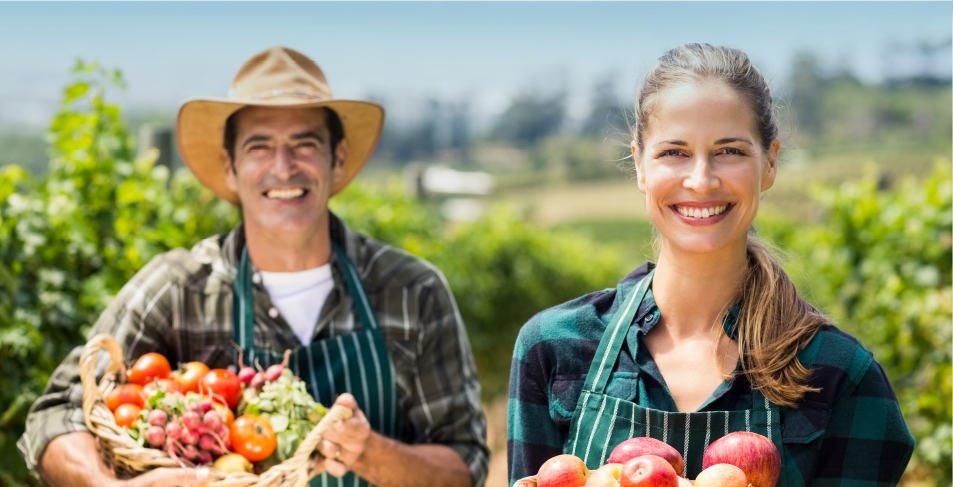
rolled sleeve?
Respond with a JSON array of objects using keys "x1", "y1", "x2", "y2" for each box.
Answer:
[{"x1": 17, "y1": 254, "x2": 180, "y2": 477}]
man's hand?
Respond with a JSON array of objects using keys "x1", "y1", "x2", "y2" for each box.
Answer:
[
  {"x1": 312, "y1": 393, "x2": 472, "y2": 487},
  {"x1": 38, "y1": 431, "x2": 220, "y2": 487},
  {"x1": 318, "y1": 393, "x2": 371, "y2": 477}
]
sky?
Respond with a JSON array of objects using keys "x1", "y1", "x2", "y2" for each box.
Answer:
[{"x1": 0, "y1": 2, "x2": 950, "y2": 128}]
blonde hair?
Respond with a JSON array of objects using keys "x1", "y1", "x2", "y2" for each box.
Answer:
[{"x1": 634, "y1": 44, "x2": 832, "y2": 407}]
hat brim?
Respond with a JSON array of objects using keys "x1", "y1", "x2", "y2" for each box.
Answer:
[{"x1": 176, "y1": 97, "x2": 384, "y2": 206}]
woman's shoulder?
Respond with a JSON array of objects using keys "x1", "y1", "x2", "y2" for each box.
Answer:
[
  {"x1": 794, "y1": 325, "x2": 883, "y2": 408},
  {"x1": 515, "y1": 263, "x2": 655, "y2": 350}
]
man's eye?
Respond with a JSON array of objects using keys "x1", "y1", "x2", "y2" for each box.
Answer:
[{"x1": 248, "y1": 145, "x2": 269, "y2": 152}]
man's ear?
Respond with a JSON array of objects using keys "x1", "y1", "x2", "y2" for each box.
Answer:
[
  {"x1": 332, "y1": 139, "x2": 349, "y2": 183},
  {"x1": 761, "y1": 139, "x2": 780, "y2": 192},
  {"x1": 632, "y1": 143, "x2": 647, "y2": 194},
  {"x1": 223, "y1": 149, "x2": 238, "y2": 193}
]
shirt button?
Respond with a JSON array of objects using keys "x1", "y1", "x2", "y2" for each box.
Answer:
[
  {"x1": 253, "y1": 273, "x2": 262, "y2": 284},
  {"x1": 268, "y1": 307, "x2": 279, "y2": 319}
]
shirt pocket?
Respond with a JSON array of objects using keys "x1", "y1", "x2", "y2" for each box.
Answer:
[
  {"x1": 551, "y1": 374, "x2": 586, "y2": 428},
  {"x1": 781, "y1": 399, "x2": 829, "y2": 444},
  {"x1": 550, "y1": 372, "x2": 641, "y2": 428}
]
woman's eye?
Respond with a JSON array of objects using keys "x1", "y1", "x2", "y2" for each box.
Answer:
[
  {"x1": 659, "y1": 149, "x2": 682, "y2": 157},
  {"x1": 719, "y1": 147, "x2": 746, "y2": 156}
]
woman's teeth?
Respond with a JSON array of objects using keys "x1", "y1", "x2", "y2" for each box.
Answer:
[
  {"x1": 266, "y1": 188, "x2": 305, "y2": 200},
  {"x1": 676, "y1": 204, "x2": 728, "y2": 218}
]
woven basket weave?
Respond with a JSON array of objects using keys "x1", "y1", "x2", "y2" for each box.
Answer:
[
  {"x1": 80, "y1": 333, "x2": 352, "y2": 487},
  {"x1": 514, "y1": 476, "x2": 537, "y2": 487}
]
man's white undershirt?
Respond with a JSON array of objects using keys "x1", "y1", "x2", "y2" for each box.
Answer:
[{"x1": 258, "y1": 264, "x2": 333, "y2": 346}]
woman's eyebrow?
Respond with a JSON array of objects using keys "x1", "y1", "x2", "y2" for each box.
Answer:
[
  {"x1": 714, "y1": 137, "x2": 753, "y2": 145},
  {"x1": 654, "y1": 140, "x2": 688, "y2": 147}
]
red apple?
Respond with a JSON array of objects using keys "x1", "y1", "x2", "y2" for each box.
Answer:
[
  {"x1": 702, "y1": 432, "x2": 780, "y2": 487},
  {"x1": 538, "y1": 454, "x2": 591, "y2": 487},
  {"x1": 694, "y1": 464, "x2": 748, "y2": 487},
  {"x1": 609, "y1": 438, "x2": 685, "y2": 476},
  {"x1": 620, "y1": 455, "x2": 678, "y2": 487},
  {"x1": 586, "y1": 463, "x2": 623, "y2": 487}
]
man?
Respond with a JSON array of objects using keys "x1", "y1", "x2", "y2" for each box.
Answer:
[{"x1": 18, "y1": 46, "x2": 488, "y2": 487}]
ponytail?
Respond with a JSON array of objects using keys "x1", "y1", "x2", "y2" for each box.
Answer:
[{"x1": 731, "y1": 239, "x2": 833, "y2": 407}]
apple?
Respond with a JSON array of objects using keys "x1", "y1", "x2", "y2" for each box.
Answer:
[
  {"x1": 586, "y1": 463, "x2": 623, "y2": 487},
  {"x1": 620, "y1": 455, "x2": 678, "y2": 487},
  {"x1": 609, "y1": 437, "x2": 685, "y2": 476},
  {"x1": 702, "y1": 432, "x2": 780, "y2": 487},
  {"x1": 694, "y1": 464, "x2": 748, "y2": 487},
  {"x1": 538, "y1": 454, "x2": 591, "y2": 487},
  {"x1": 677, "y1": 478, "x2": 694, "y2": 487}
]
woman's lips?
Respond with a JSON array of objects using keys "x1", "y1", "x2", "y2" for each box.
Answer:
[{"x1": 670, "y1": 203, "x2": 734, "y2": 226}]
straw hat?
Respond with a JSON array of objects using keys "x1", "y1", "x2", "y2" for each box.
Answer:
[{"x1": 176, "y1": 46, "x2": 385, "y2": 205}]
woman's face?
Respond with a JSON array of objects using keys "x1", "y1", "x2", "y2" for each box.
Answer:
[{"x1": 634, "y1": 80, "x2": 779, "y2": 257}]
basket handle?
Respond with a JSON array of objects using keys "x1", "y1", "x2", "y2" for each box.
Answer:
[
  {"x1": 248, "y1": 404, "x2": 353, "y2": 487},
  {"x1": 79, "y1": 334, "x2": 127, "y2": 434}
]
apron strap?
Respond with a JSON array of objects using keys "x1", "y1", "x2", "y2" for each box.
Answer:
[
  {"x1": 583, "y1": 269, "x2": 655, "y2": 394},
  {"x1": 331, "y1": 241, "x2": 381, "y2": 331},
  {"x1": 232, "y1": 239, "x2": 383, "y2": 350}
]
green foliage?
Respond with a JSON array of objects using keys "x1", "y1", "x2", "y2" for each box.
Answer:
[
  {"x1": 0, "y1": 62, "x2": 239, "y2": 486},
  {"x1": 333, "y1": 185, "x2": 625, "y2": 397},
  {"x1": 760, "y1": 162, "x2": 952, "y2": 486}
]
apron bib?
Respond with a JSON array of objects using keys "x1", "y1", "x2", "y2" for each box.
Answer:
[
  {"x1": 234, "y1": 241, "x2": 402, "y2": 487},
  {"x1": 566, "y1": 270, "x2": 787, "y2": 485}
]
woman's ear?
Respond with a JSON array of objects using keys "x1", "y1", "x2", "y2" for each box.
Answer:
[
  {"x1": 761, "y1": 139, "x2": 780, "y2": 192},
  {"x1": 633, "y1": 143, "x2": 647, "y2": 194}
]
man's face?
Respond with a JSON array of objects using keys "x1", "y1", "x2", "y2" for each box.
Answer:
[{"x1": 224, "y1": 106, "x2": 348, "y2": 241}]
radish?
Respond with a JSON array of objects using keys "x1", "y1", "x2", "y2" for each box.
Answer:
[
  {"x1": 183, "y1": 444, "x2": 199, "y2": 460},
  {"x1": 250, "y1": 373, "x2": 265, "y2": 390},
  {"x1": 165, "y1": 422, "x2": 182, "y2": 440},
  {"x1": 196, "y1": 450, "x2": 212, "y2": 465},
  {"x1": 203, "y1": 411, "x2": 222, "y2": 430},
  {"x1": 180, "y1": 428, "x2": 199, "y2": 445},
  {"x1": 148, "y1": 409, "x2": 168, "y2": 426},
  {"x1": 145, "y1": 426, "x2": 165, "y2": 447},
  {"x1": 264, "y1": 364, "x2": 284, "y2": 382},
  {"x1": 182, "y1": 411, "x2": 201, "y2": 430},
  {"x1": 200, "y1": 398, "x2": 214, "y2": 412},
  {"x1": 238, "y1": 366, "x2": 256, "y2": 383},
  {"x1": 199, "y1": 434, "x2": 217, "y2": 451}
]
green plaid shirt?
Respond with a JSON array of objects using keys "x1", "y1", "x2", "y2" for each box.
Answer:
[
  {"x1": 19, "y1": 214, "x2": 489, "y2": 486},
  {"x1": 508, "y1": 263, "x2": 914, "y2": 487}
]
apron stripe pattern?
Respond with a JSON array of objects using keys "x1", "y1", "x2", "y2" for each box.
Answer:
[
  {"x1": 234, "y1": 240, "x2": 402, "y2": 487},
  {"x1": 565, "y1": 269, "x2": 787, "y2": 483}
]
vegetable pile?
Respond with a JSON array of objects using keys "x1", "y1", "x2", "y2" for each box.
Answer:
[{"x1": 106, "y1": 350, "x2": 328, "y2": 474}]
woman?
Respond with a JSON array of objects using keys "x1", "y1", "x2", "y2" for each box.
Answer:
[{"x1": 507, "y1": 44, "x2": 914, "y2": 487}]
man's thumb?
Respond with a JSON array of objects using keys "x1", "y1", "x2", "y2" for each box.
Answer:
[
  {"x1": 334, "y1": 393, "x2": 358, "y2": 410},
  {"x1": 133, "y1": 467, "x2": 215, "y2": 487}
]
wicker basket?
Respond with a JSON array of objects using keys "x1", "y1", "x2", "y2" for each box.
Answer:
[
  {"x1": 514, "y1": 476, "x2": 537, "y2": 487},
  {"x1": 80, "y1": 333, "x2": 352, "y2": 487}
]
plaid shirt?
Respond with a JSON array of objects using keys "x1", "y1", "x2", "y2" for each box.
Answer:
[
  {"x1": 508, "y1": 263, "x2": 915, "y2": 487},
  {"x1": 19, "y1": 213, "x2": 489, "y2": 486}
]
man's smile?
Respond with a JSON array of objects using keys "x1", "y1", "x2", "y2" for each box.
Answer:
[{"x1": 263, "y1": 187, "x2": 309, "y2": 200}]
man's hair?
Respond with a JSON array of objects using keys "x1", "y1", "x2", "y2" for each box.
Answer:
[{"x1": 223, "y1": 107, "x2": 345, "y2": 171}]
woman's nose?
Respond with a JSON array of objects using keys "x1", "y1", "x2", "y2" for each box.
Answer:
[{"x1": 683, "y1": 156, "x2": 720, "y2": 193}]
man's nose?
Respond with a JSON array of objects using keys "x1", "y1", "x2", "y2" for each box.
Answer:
[
  {"x1": 272, "y1": 144, "x2": 296, "y2": 180},
  {"x1": 683, "y1": 156, "x2": 720, "y2": 193}
]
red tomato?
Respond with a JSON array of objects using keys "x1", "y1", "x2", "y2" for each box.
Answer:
[
  {"x1": 105, "y1": 384, "x2": 145, "y2": 412},
  {"x1": 113, "y1": 403, "x2": 142, "y2": 429},
  {"x1": 230, "y1": 415, "x2": 276, "y2": 462},
  {"x1": 142, "y1": 378, "x2": 186, "y2": 397},
  {"x1": 128, "y1": 353, "x2": 171, "y2": 386},
  {"x1": 200, "y1": 369, "x2": 242, "y2": 409},
  {"x1": 173, "y1": 362, "x2": 210, "y2": 393}
]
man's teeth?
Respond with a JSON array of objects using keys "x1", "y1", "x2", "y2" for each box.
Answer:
[
  {"x1": 266, "y1": 188, "x2": 305, "y2": 200},
  {"x1": 676, "y1": 204, "x2": 728, "y2": 218}
]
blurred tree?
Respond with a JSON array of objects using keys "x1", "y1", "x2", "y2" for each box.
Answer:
[
  {"x1": 788, "y1": 52, "x2": 825, "y2": 139},
  {"x1": 580, "y1": 74, "x2": 625, "y2": 138},
  {"x1": 490, "y1": 91, "x2": 566, "y2": 147}
]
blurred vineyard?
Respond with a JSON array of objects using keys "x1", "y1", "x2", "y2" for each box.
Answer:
[{"x1": 0, "y1": 56, "x2": 950, "y2": 487}]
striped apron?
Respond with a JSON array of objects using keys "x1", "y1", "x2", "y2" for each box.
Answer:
[
  {"x1": 233, "y1": 241, "x2": 401, "y2": 487},
  {"x1": 566, "y1": 269, "x2": 787, "y2": 484}
]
